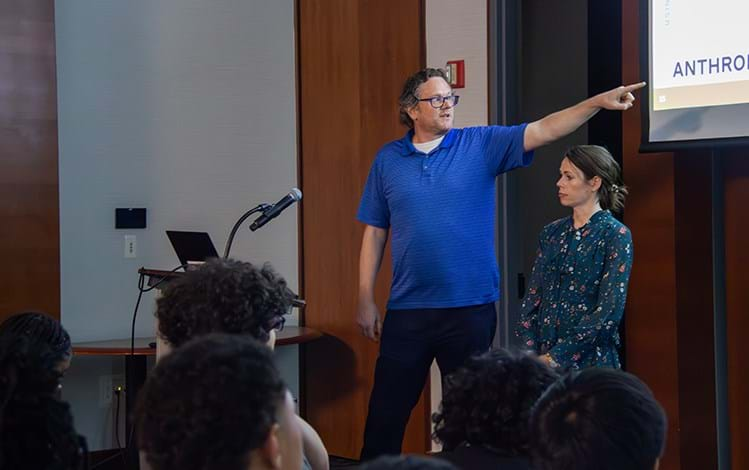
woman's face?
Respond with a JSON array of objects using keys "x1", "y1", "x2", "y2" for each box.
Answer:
[{"x1": 556, "y1": 157, "x2": 600, "y2": 209}]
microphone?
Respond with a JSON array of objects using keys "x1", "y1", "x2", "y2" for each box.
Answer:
[{"x1": 250, "y1": 188, "x2": 302, "y2": 231}]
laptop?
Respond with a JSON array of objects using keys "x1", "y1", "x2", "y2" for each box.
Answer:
[{"x1": 166, "y1": 230, "x2": 220, "y2": 267}]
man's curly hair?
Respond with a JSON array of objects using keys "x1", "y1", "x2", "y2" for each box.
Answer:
[
  {"x1": 432, "y1": 349, "x2": 558, "y2": 455},
  {"x1": 156, "y1": 258, "x2": 294, "y2": 347},
  {"x1": 136, "y1": 334, "x2": 286, "y2": 470}
]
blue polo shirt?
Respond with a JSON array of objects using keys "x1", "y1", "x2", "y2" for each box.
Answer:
[{"x1": 357, "y1": 125, "x2": 533, "y2": 310}]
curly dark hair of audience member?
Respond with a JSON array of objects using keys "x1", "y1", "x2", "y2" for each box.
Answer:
[
  {"x1": 136, "y1": 334, "x2": 286, "y2": 470},
  {"x1": 530, "y1": 368, "x2": 667, "y2": 470},
  {"x1": 398, "y1": 67, "x2": 449, "y2": 128},
  {"x1": 156, "y1": 258, "x2": 294, "y2": 348},
  {"x1": 432, "y1": 349, "x2": 558, "y2": 455},
  {"x1": 0, "y1": 311, "x2": 72, "y2": 369},
  {"x1": 0, "y1": 335, "x2": 87, "y2": 470},
  {"x1": 360, "y1": 455, "x2": 458, "y2": 470}
]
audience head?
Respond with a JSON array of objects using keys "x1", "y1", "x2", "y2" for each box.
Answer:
[
  {"x1": 156, "y1": 258, "x2": 294, "y2": 349},
  {"x1": 136, "y1": 334, "x2": 302, "y2": 470},
  {"x1": 530, "y1": 368, "x2": 667, "y2": 470},
  {"x1": 0, "y1": 311, "x2": 72, "y2": 373},
  {"x1": 432, "y1": 349, "x2": 558, "y2": 456},
  {"x1": 0, "y1": 335, "x2": 87, "y2": 470},
  {"x1": 560, "y1": 145, "x2": 628, "y2": 213},
  {"x1": 360, "y1": 455, "x2": 457, "y2": 470}
]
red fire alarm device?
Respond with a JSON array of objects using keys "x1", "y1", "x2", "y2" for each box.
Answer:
[{"x1": 445, "y1": 60, "x2": 465, "y2": 88}]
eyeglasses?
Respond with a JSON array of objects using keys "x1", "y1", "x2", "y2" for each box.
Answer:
[
  {"x1": 268, "y1": 314, "x2": 286, "y2": 333},
  {"x1": 416, "y1": 94, "x2": 460, "y2": 109},
  {"x1": 266, "y1": 297, "x2": 305, "y2": 335}
]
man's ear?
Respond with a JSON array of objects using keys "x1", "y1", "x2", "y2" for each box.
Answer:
[
  {"x1": 407, "y1": 105, "x2": 419, "y2": 122},
  {"x1": 260, "y1": 423, "x2": 282, "y2": 469}
]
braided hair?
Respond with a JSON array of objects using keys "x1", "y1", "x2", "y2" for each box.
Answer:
[
  {"x1": 0, "y1": 335, "x2": 87, "y2": 470},
  {"x1": 0, "y1": 312, "x2": 72, "y2": 368}
]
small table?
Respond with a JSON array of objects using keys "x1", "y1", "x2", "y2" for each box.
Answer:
[
  {"x1": 72, "y1": 326, "x2": 321, "y2": 355},
  {"x1": 73, "y1": 326, "x2": 322, "y2": 469}
]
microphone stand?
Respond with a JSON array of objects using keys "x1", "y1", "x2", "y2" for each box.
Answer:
[
  {"x1": 223, "y1": 203, "x2": 271, "y2": 259},
  {"x1": 223, "y1": 202, "x2": 308, "y2": 323}
]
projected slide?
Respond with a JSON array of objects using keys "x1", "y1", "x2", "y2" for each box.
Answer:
[{"x1": 652, "y1": 0, "x2": 749, "y2": 111}]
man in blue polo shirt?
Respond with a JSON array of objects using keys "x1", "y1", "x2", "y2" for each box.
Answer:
[{"x1": 357, "y1": 68, "x2": 645, "y2": 458}]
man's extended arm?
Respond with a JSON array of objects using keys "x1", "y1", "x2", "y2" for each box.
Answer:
[{"x1": 524, "y1": 82, "x2": 646, "y2": 151}]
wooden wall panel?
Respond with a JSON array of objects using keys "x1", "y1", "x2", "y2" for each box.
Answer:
[
  {"x1": 0, "y1": 0, "x2": 60, "y2": 321},
  {"x1": 673, "y1": 154, "x2": 718, "y2": 469},
  {"x1": 621, "y1": 2, "x2": 681, "y2": 469},
  {"x1": 724, "y1": 151, "x2": 749, "y2": 470},
  {"x1": 298, "y1": 0, "x2": 426, "y2": 458}
]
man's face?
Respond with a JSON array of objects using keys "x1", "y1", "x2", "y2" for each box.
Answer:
[{"x1": 408, "y1": 77, "x2": 455, "y2": 137}]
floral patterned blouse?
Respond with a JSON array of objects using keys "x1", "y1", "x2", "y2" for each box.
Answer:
[{"x1": 516, "y1": 210, "x2": 633, "y2": 369}]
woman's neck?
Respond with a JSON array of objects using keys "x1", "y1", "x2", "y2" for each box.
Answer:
[{"x1": 572, "y1": 201, "x2": 602, "y2": 229}]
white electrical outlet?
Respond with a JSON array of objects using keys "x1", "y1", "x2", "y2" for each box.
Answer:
[
  {"x1": 99, "y1": 374, "x2": 126, "y2": 407},
  {"x1": 124, "y1": 235, "x2": 137, "y2": 258},
  {"x1": 99, "y1": 375, "x2": 114, "y2": 407}
]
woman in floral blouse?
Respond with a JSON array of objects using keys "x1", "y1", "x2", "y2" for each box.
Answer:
[{"x1": 517, "y1": 145, "x2": 633, "y2": 370}]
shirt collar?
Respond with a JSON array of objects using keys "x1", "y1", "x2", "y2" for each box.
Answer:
[
  {"x1": 589, "y1": 209, "x2": 609, "y2": 224},
  {"x1": 568, "y1": 209, "x2": 609, "y2": 231},
  {"x1": 398, "y1": 128, "x2": 457, "y2": 156}
]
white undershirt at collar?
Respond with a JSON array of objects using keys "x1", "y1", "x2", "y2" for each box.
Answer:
[{"x1": 412, "y1": 135, "x2": 445, "y2": 155}]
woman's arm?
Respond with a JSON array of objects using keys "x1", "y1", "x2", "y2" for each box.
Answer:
[{"x1": 516, "y1": 237, "x2": 547, "y2": 350}]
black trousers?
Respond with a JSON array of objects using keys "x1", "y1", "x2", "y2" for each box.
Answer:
[{"x1": 360, "y1": 303, "x2": 497, "y2": 460}]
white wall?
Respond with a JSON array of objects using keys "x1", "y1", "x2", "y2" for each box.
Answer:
[
  {"x1": 515, "y1": 0, "x2": 588, "y2": 281},
  {"x1": 425, "y1": 0, "x2": 489, "y2": 451},
  {"x1": 55, "y1": 0, "x2": 298, "y2": 450},
  {"x1": 426, "y1": 0, "x2": 489, "y2": 128}
]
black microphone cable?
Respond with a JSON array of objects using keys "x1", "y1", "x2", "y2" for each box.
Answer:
[{"x1": 122, "y1": 263, "x2": 187, "y2": 464}]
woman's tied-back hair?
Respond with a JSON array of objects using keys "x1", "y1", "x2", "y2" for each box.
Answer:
[
  {"x1": 398, "y1": 68, "x2": 449, "y2": 129},
  {"x1": 565, "y1": 145, "x2": 629, "y2": 213},
  {"x1": 432, "y1": 349, "x2": 558, "y2": 456}
]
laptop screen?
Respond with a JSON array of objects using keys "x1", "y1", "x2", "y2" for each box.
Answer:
[{"x1": 165, "y1": 231, "x2": 220, "y2": 266}]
